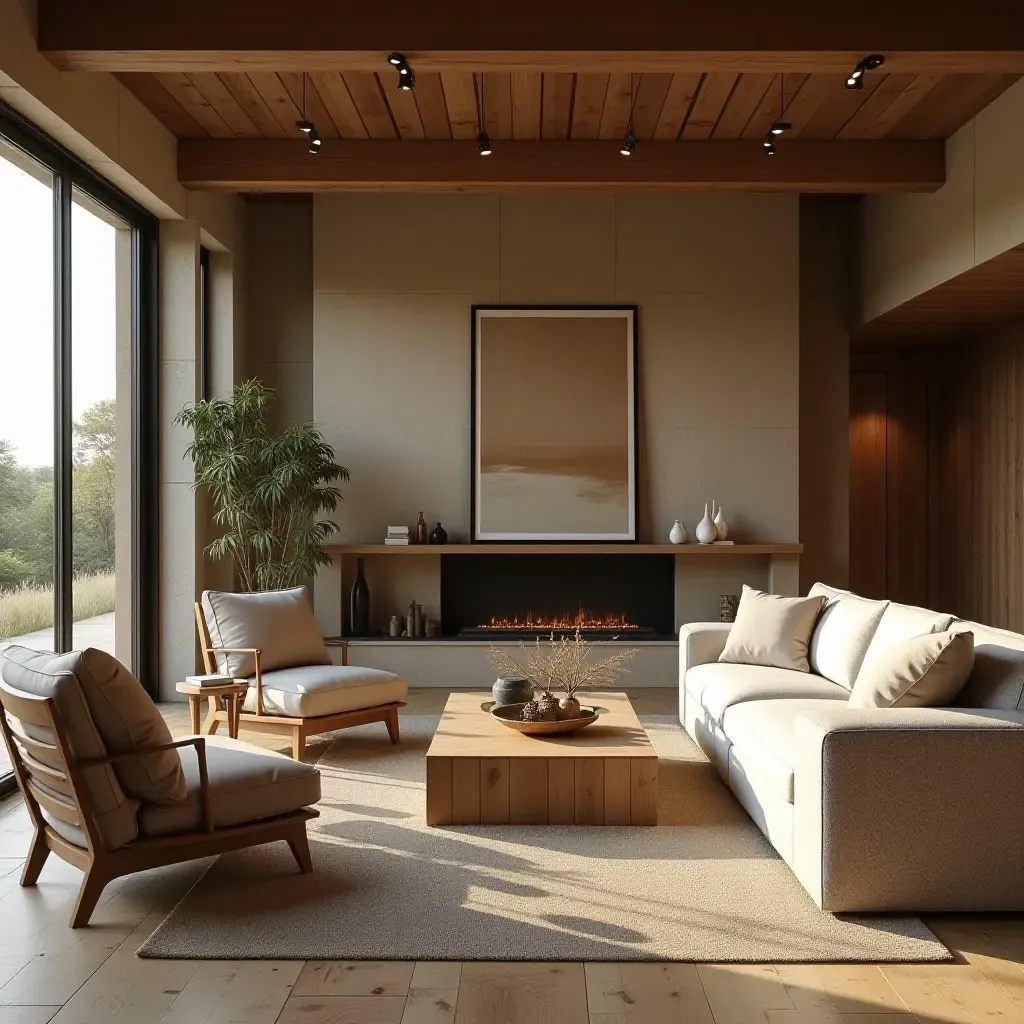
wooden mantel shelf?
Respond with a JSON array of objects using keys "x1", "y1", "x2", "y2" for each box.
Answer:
[{"x1": 326, "y1": 543, "x2": 801, "y2": 556}]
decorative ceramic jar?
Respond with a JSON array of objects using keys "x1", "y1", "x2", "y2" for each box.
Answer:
[
  {"x1": 414, "y1": 511, "x2": 428, "y2": 544},
  {"x1": 696, "y1": 503, "x2": 718, "y2": 544},
  {"x1": 429, "y1": 522, "x2": 448, "y2": 544},
  {"x1": 713, "y1": 503, "x2": 728, "y2": 540},
  {"x1": 669, "y1": 519, "x2": 687, "y2": 544},
  {"x1": 720, "y1": 593, "x2": 739, "y2": 623},
  {"x1": 492, "y1": 676, "x2": 534, "y2": 707}
]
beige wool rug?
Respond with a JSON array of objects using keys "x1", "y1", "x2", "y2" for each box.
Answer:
[{"x1": 139, "y1": 716, "x2": 950, "y2": 962}]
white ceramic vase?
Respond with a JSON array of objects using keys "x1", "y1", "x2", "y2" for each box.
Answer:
[
  {"x1": 713, "y1": 503, "x2": 728, "y2": 540},
  {"x1": 669, "y1": 519, "x2": 687, "y2": 544},
  {"x1": 696, "y1": 503, "x2": 718, "y2": 544}
]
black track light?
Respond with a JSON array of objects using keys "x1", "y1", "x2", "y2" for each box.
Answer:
[
  {"x1": 763, "y1": 136, "x2": 776, "y2": 156},
  {"x1": 387, "y1": 52, "x2": 415, "y2": 90},
  {"x1": 769, "y1": 121, "x2": 791, "y2": 136},
  {"x1": 307, "y1": 128, "x2": 322, "y2": 154},
  {"x1": 296, "y1": 118, "x2": 315, "y2": 135},
  {"x1": 477, "y1": 130, "x2": 493, "y2": 156},
  {"x1": 620, "y1": 131, "x2": 637, "y2": 157},
  {"x1": 846, "y1": 54, "x2": 885, "y2": 90}
]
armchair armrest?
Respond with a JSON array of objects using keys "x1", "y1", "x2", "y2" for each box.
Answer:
[
  {"x1": 77, "y1": 737, "x2": 214, "y2": 833},
  {"x1": 792, "y1": 707, "x2": 1024, "y2": 911},
  {"x1": 204, "y1": 647, "x2": 266, "y2": 716}
]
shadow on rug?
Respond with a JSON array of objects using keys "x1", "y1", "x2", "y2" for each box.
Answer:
[{"x1": 138, "y1": 716, "x2": 950, "y2": 962}]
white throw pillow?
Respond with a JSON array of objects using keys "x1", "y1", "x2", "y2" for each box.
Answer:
[
  {"x1": 718, "y1": 585, "x2": 827, "y2": 673},
  {"x1": 848, "y1": 630, "x2": 975, "y2": 708},
  {"x1": 858, "y1": 601, "x2": 957, "y2": 675},
  {"x1": 807, "y1": 583, "x2": 889, "y2": 690}
]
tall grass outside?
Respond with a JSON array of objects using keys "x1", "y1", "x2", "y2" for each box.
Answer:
[{"x1": 0, "y1": 571, "x2": 115, "y2": 640}]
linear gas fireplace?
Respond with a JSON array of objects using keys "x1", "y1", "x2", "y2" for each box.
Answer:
[{"x1": 440, "y1": 554, "x2": 675, "y2": 641}]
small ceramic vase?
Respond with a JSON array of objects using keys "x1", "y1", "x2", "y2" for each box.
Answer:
[
  {"x1": 429, "y1": 522, "x2": 448, "y2": 544},
  {"x1": 713, "y1": 503, "x2": 728, "y2": 541},
  {"x1": 492, "y1": 676, "x2": 533, "y2": 708},
  {"x1": 414, "y1": 511, "x2": 428, "y2": 544},
  {"x1": 696, "y1": 503, "x2": 718, "y2": 544},
  {"x1": 669, "y1": 519, "x2": 687, "y2": 544}
]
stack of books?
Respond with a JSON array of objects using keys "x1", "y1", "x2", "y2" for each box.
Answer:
[
  {"x1": 185, "y1": 674, "x2": 233, "y2": 687},
  {"x1": 385, "y1": 525, "x2": 410, "y2": 546}
]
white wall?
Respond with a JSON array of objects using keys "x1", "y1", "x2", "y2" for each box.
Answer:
[
  {"x1": 310, "y1": 193, "x2": 801, "y2": 634},
  {"x1": 861, "y1": 78, "x2": 1024, "y2": 323}
]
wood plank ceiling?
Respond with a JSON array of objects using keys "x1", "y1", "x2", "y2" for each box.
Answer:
[{"x1": 119, "y1": 70, "x2": 1019, "y2": 142}]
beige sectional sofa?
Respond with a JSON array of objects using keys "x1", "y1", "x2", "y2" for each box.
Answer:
[{"x1": 679, "y1": 584, "x2": 1024, "y2": 912}]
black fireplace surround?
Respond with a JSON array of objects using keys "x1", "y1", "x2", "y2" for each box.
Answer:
[{"x1": 440, "y1": 554, "x2": 675, "y2": 640}]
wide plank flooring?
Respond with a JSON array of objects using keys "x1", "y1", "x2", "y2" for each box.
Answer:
[{"x1": 0, "y1": 688, "x2": 1019, "y2": 1023}]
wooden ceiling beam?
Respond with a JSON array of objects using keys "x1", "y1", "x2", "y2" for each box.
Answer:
[
  {"x1": 38, "y1": 1, "x2": 1024, "y2": 73},
  {"x1": 178, "y1": 139, "x2": 944, "y2": 193}
]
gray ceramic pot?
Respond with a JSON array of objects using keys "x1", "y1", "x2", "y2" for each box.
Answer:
[{"x1": 492, "y1": 676, "x2": 534, "y2": 707}]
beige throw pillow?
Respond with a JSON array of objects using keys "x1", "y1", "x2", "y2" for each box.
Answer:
[
  {"x1": 718, "y1": 585, "x2": 827, "y2": 673},
  {"x1": 202, "y1": 586, "x2": 330, "y2": 678},
  {"x1": 848, "y1": 630, "x2": 975, "y2": 708}
]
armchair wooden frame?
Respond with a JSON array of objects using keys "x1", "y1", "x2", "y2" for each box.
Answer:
[
  {"x1": 194, "y1": 602, "x2": 405, "y2": 760},
  {"x1": 0, "y1": 680, "x2": 318, "y2": 928}
]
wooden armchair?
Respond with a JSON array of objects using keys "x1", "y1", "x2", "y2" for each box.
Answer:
[
  {"x1": 195, "y1": 587, "x2": 407, "y2": 759},
  {"x1": 0, "y1": 655, "x2": 321, "y2": 928}
]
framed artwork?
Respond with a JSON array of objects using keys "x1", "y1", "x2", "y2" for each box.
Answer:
[{"x1": 471, "y1": 306, "x2": 638, "y2": 542}]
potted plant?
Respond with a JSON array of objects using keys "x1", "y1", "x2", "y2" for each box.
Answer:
[
  {"x1": 175, "y1": 379, "x2": 349, "y2": 591},
  {"x1": 487, "y1": 629, "x2": 638, "y2": 721}
]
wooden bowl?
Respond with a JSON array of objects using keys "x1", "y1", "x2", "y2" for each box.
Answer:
[{"x1": 489, "y1": 702, "x2": 601, "y2": 735}]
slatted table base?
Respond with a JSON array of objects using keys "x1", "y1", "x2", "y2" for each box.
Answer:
[{"x1": 426, "y1": 755, "x2": 657, "y2": 826}]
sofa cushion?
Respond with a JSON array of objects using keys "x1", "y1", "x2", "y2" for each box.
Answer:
[
  {"x1": 202, "y1": 587, "x2": 330, "y2": 678},
  {"x1": 953, "y1": 622, "x2": 1024, "y2": 711},
  {"x1": 723, "y1": 698, "x2": 844, "y2": 803},
  {"x1": 718, "y1": 586, "x2": 826, "y2": 673},
  {"x1": 807, "y1": 583, "x2": 888, "y2": 690},
  {"x1": 0, "y1": 646, "x2": 139, "y2": 850},
  {"x1": 244, "y1": 664, "x2": 407, "y2": 718},
  {"x1": 858, "y1": 601, "x2": 956, "y2": 675},
  {"x1": 686, "y1": 662, "x2": 849, "y2": 726},
  {"x1": 850, "y1": 630, "x2": 975, "y2": 709},
  {"x1": 138, "y1": 736, "x2": 321, "y2": 836}
]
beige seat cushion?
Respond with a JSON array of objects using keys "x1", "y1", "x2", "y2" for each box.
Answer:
[
  {"x1": 202, "y1": 587, "x2": 330, "y2": 678},
  {"x1": 0, "y1": 646, "x2": 139, "y2": 850},
  {"x1": 139, "y1": 736, "x2": 321, "y2": 836},
  {"x1": 244, "y1": 664, "x2": 407, "y2": 718},
  {"x1": 686, "y1": 662, "x2": 849, "y2": 726},
  {"x1": 849, "y1": 630, "x2": 975, "y2": 709},
  {"x1": 807, "y1": 583, "x2": 888, "y2": 690},
  {"x1": 724, "y1": 698, "x2": 842, "y2": 803},
  {"x1": 718, "y1": 586, "x2": 826, "y2": 673},
  {"x1": 858, "y1": 601, "x2": 957, "y2": 675}
]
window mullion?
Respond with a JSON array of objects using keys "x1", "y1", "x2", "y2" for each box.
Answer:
[{"x1": 53, "y1": 172, "x2": 73, "y2": 653}]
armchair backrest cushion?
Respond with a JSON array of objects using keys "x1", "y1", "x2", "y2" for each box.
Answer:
[
  {"x1": 0, "y1": 646, "x2": 139, "y2": 850},
  {"x1": 807, "y1": 583, "x2": 889, "y2": 690},
  {"x1": 952, "y1": 621, "x2": 1024, "y2": 711},
  {"x1": 857, "y1": 601, "x2": 957, "y2": 677},
  {"x1": 202, "y1": 586, "x2": 330, "y2": 678},
  {"x1": 1, "y1": 645, "x2": 185, "y2": 806}
]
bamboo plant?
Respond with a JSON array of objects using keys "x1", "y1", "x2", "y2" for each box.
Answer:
[{"x1": 175, "y1": 379, "x2": 349, "y2": 591}]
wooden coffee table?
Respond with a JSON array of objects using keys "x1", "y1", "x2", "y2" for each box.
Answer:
[{"x1": 425, "y1": 691, "x2": 657, "y2": 826}]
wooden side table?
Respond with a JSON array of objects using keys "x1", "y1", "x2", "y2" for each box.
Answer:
[{"x1": 176, "y1": 680, "x2": 250, "y2": 739}]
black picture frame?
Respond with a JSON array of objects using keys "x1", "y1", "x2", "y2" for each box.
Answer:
[{"x1": 470, "y1": 304, "x2": 639, "y2": 543}]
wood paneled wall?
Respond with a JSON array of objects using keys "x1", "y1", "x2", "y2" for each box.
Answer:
[
  {"x1": 849, "y1": 351, "x2": 941, "y2": 607},
  {"x1": 936, "y1": 324, "x2": 1024, "y2": 630},
  {"x1": 850, "y1": 322, "x2": 1024, "y2": 630}
]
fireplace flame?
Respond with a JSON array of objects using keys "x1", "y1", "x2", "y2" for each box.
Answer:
[{"x1": 477, "y1": 611, "x2": 640, "y2": 631}]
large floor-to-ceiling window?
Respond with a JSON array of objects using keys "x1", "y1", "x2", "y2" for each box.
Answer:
[{"x1": 0, "y1": 104, "x2": 158, "y2": 782}]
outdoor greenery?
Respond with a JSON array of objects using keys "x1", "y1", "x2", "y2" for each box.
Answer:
[
  {"x1": 175, "y1": 379, "x2": 349, "y2": 592},
  {"x1": 0, "y1": 399, "x2": 117, "y2": 637}
]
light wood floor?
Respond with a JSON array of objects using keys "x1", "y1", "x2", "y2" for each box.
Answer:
[{"x1": 0, "y1": 688, "x2": 1021, "y2": 1023}]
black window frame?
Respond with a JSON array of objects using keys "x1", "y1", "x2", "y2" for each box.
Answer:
[
  {"x1": 0, "y1": 99, "x2": 159, "y2": 697},
  {"x1": 199, "y1": 245, "x2": 211, "y2": 401}
]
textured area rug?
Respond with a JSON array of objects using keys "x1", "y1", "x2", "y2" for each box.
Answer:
[{"x1": 139, "y1": 716, "x2": 950, "y2": 962}]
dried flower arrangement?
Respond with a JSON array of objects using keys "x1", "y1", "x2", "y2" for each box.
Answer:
[{"x1": 487, "y1": 630, "x2": 638, "y2": 722}]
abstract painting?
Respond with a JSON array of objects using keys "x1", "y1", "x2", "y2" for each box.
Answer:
[{"x1": 471, "y1": 307, "x2": 638, "y2": 541}]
